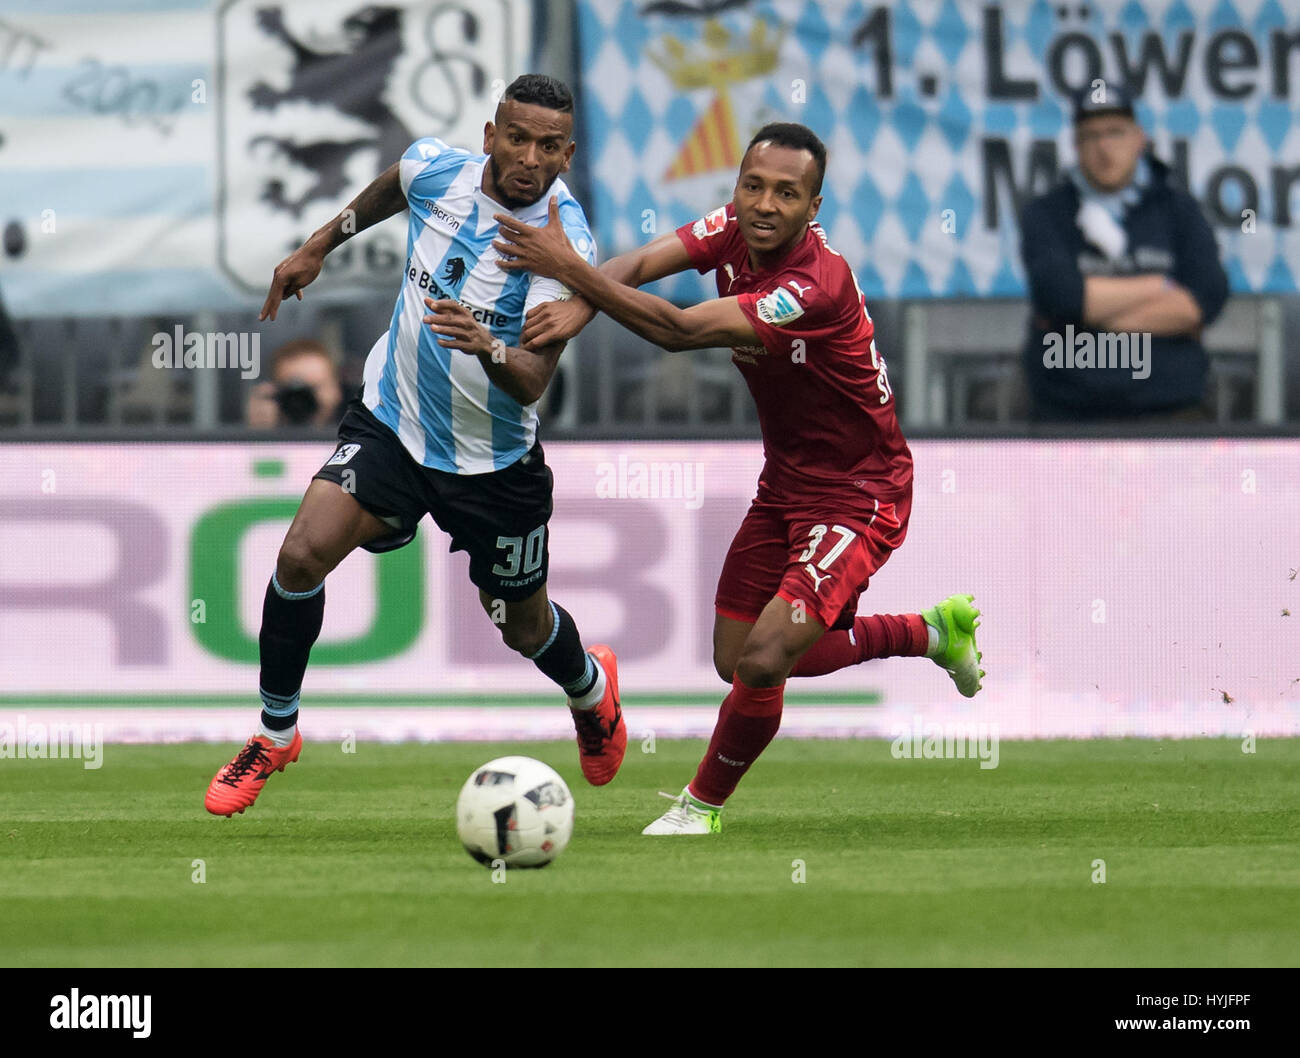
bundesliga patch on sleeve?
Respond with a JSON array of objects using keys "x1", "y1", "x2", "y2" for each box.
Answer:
[
  {"x1": 326, "y1": 443, "x2": 361, "y2": 467},
  {"x1": 568, "y1": 232, "x2": 594, "y2": 262},
  {"x1": 755, "y1": 286, "x2": 806, "y2": 326},
  {"x1": 690, "y1": 205, "x2": 729, "y2": 239}
]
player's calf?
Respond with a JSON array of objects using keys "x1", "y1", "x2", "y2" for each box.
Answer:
[
  {"x1": 489, "y1": 598, "x2": 552, "y2": 656},
  {"x1": 499, "y1": 592, "x2": 626, "y2": 785}
]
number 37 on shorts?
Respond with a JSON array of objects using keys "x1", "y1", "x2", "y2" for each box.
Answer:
[
  {"x1": 796, "y1": 524, "x2": 859, "y2": 593},
  {"x1": 776, "y1": 513, "x2": 903, "y2": 629},
  {"x1": 790, "y1": 500, "x2": 906, "y2": 598}
]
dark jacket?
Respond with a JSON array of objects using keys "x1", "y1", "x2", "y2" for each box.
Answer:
[
  {"x1": 1019, "y1": 153, "x2": 1229, "y2": 417},
  {"x1": 0, "y1": 289, "x2": 19, "y2": 386}
]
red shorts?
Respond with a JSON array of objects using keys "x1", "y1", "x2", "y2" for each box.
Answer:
[{"x1": 714, "y1": 493, "x2": 911, "y2": 630}]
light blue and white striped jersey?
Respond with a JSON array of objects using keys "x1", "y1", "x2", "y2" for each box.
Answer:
[{"x1": 362, "y1": 137, "x2": 596, "y2": 474}]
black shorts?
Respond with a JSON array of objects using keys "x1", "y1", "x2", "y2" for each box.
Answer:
[{"x1": 313, "y1": 400, "x2": 554, "y2": 601}]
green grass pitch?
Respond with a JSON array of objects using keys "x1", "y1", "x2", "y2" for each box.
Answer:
[{"x1": 2, "y1": 738, "x2": 1297, "y2": 967}]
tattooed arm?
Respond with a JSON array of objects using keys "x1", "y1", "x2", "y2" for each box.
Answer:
[{"x1": 260, "y1": 162, "x2": 407, "y2": 320}]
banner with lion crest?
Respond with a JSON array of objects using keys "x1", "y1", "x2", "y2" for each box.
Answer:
[{"x1": 0, "y1": 0, "x2": 530, "y2": 317}]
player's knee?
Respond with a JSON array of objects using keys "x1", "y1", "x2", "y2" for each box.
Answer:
[
  {"x1": 735, "y1": 643, "x2": 789, "y2": 688},
  {"x1": 276, "y1": 534, "x2": 330, "y2": 593},
  {"x1": 713, "y1": 651, "x2": 738, "y2": 683},
  {"x1": 496, "y1": 615, "x2": 548, "y2": 657}
]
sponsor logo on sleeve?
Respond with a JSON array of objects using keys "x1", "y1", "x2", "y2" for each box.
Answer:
[
  {"x1": 755, "y1": 286, "x2": 805, "y2": 326},
  {"x1": 690, "y1": 205, "x2": 729, "y2": 239},
  {"x1": 326, "y1": 443, "x2": 361, "y2": 467},
  {"x1": 570, "y1": 233, "x2": 593, "y2": 260}
]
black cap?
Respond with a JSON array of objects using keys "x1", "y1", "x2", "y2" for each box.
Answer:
[{"x1": 1072, "y1": 82, "x2": 1136, "y2": 124}]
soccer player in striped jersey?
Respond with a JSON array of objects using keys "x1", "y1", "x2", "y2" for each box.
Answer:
[
  {"x1": 206, "y1": 75, "x2": 625, "y2": 818},
  {"x1": 495, "y1": 122, "x2": 983, "y2": 835}
]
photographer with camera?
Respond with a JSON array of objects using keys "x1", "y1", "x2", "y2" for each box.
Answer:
[{"x1": 247, "y1": 338, "x2": 345, "y2": 429}]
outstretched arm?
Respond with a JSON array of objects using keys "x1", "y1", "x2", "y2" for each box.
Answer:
[
  {"x1": 260, "y1": 162, "x2": 406, "y2": 320},
  {"x1": 519, "y1": 229, "x2": 697, "y2": 349},
  {"x1": 499, "y1": 198, "x2": 758, "y2": 352}
]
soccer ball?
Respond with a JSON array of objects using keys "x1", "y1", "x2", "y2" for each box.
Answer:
[{"x1": 455, "y1": 756, "x2": 574, "y2": 868}]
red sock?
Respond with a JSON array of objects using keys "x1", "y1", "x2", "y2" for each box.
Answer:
[
  {"x1": 689, "y1": 676, "x2": 783, "y2": 806},
  {"x1": 790, "y1": 613, "x2": 928, "y2": 677}
]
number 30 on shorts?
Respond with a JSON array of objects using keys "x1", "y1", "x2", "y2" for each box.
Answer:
[
  {"x1": 491, "y1": 525, "x2": 546, "y2": 577},
  {"x1": 797, "y1": 524, "x2": 857, "y2": 569}
]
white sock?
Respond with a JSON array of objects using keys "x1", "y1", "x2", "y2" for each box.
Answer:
[
  {"x1": 925, "y1": 624, "x2": 941, "y2": 659},
  {"x1": 568, "y1": 662, "x2": 607, "y2": 711},
  {"x1": 258, "y1": 720, "x2": 296, "y2": 747}
]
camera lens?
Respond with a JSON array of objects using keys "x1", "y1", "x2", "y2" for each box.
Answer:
[{"x1": 274, "y1": 380, "x2": 320, "y2": 425}]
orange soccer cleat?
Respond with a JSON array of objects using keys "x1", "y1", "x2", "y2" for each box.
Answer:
[
  {"x1": 204, "y1": 730, "x2": 302, "y2": 817},
  {"x1": 570, "y1": 645, "x2": 626, "y2": 786}
]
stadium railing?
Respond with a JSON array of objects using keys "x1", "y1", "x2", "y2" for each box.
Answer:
[
  {"x1": 902, "y1": 295, "x2": 1285, "y2": 427},
  {"x1": 0, "y1": 297, "x2": 1292, "y2": 437}
]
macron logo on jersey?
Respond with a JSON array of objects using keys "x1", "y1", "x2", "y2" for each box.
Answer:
[
  {"x1": 424, "y1": 201, "x2": 460, "y2": 231},
  {"x1": 756, "y1": 286, "x2": 806, "y2": 326}
]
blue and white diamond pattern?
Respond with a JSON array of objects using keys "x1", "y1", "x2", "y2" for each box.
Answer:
[{"x1": 576, "y1": 0, "x2": 1295, "y2": 300}]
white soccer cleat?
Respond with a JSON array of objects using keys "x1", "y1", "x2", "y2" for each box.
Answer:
[{"x1": 641, "y1": 788, "x2": 722, "y2": 835}]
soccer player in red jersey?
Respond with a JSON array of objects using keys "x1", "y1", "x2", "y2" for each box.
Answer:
[{"x1": 494, "y1": 123, "x2": 983, "y2": 833}]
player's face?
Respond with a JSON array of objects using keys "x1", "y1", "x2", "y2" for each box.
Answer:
[
  {"x1": 1074, "y1": 115, "x2": 1145, "y2": 193},
  {"x1": 483, "y1": 100, "x2": 576, "y2": 211},
  {"x1": 733, "y1": 143, "x2": 822, "y2": 260}
]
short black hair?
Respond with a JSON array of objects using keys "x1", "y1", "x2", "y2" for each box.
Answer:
[
  {"x1": 745, "y1": 122, "x2": 826, "y2": 196},
  {"x1": 502, "y1": 74, "x2": 574, "y2": 114}
]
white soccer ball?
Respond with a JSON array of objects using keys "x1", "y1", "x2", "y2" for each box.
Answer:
[{"x1": 456, "y1": 756, "x2": 574, "y2": 868}]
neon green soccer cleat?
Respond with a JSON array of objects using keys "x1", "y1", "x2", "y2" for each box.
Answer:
[
  {"x1": 923, "y1": 594, "x2": 985, "y2": 698},
  {"x1": 641, "y1": 788, "x2": 723, "y2": 835}
]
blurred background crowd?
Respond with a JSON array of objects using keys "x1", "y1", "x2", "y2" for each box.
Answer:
[{"x1": 0, "y1": 0, "x2": 1295, "y2": 436}]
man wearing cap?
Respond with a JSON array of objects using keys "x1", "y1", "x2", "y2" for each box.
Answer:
[{"x1": 1019, "y1": 83, "x2": 1229, "y2": 422}]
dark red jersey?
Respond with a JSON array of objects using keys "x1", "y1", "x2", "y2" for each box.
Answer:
[{"x1": 675, "y1": 203, "x2": 912, "y2": 515}]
